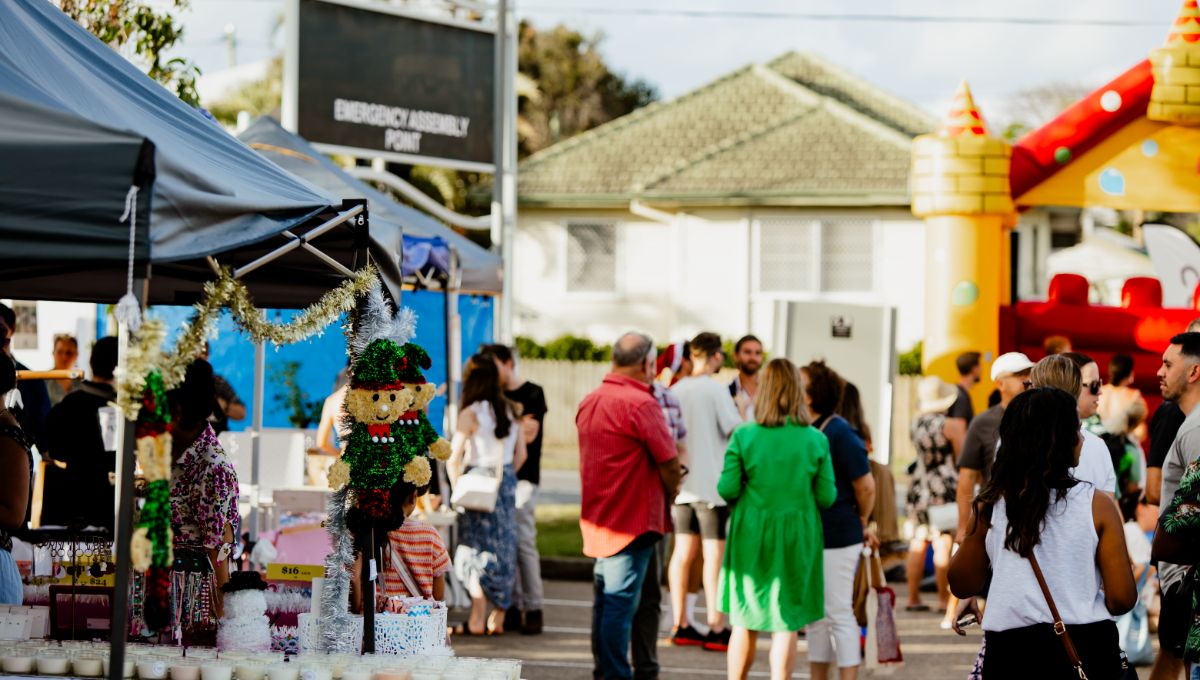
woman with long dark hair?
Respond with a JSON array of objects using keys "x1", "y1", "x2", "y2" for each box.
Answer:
[
  {"x1": 447, "y1": 354, "x2": 527, "y2": 635},
  {"x1": 949, "y1": 387, "x2": 1136, "y2": 679},
  {"x1": 0, "y1": 349, "x2": 33, "y2": 605},
  {"x1": 164, "y1": 359, "x2": 240, "y2": 642}
]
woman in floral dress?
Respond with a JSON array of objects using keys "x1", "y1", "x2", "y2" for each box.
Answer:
[
  {"x1": 447, "y1": 355, "x2": 526, "y2": 635},
  {"x1": 167, "y1": 359, "x2": 240, "y2": 643},
  {"x1": 905, "y1": 376, "x2": 960, "y2": 613}
]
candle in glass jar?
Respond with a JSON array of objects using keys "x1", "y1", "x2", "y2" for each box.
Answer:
[{"x1": 200, "y1": 662, "x2": 234, "y2": 680}]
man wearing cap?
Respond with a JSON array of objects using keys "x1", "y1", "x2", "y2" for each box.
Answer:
[{"x1": 954, "y1": 352, "x2": 1033, "y2": 543}]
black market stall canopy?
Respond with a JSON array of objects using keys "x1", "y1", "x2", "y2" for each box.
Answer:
[
  {"x1": 0, "y1": 92, "x2": 156, "y2": 271},
  {"x1": 238, "y1": 117, "x2": 502, "y2": 293},
  {"x1": 0, "y1": 0, "x2": 406, "y2": 308}
]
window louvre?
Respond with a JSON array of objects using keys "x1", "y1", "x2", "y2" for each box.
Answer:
[
  {"x1": 566, "y1": 222, "x2": 617, "y2": 292},
  {"x1": 758, "y1": 218, "x2": 816, "y2": 293},
  {"x1": 820, "y1": 219, "x2": 875, "y2": 292}
]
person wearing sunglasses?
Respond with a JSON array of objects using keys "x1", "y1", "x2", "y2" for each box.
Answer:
[
  {"x1": 1028, "y1": 355, "x2": 1118, "y2": 499},
  {"x1": 1062, "y1": 352, "x2": 1104, "y2": 423}
]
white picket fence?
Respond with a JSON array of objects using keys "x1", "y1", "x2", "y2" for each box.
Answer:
[{"x1": 522, "y1": 358, "x2": 922, "y2": 472}]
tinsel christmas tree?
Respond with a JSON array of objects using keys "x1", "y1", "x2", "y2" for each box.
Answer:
[{"x1": 320, "y1": 284, "x2": 449, "y2": 652}]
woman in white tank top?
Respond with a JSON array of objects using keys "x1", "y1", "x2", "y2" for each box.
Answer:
[
  {"x1": 948, "y1": 387, "x2": 1136, "y2": 679},
  {"x1": 446, "y1": 354, "x2": 527, "y2": 636}
]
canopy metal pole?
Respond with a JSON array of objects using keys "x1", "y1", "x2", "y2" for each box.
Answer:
[
  {"x1": 444, "y1": 247, "x2": 462, "y2": 436},
  {"x1": 499, "y1": 0, "x2": 518, "y2": 344},
  {"x1": 109, "y1": 274, "x2": 146, "y2": 680},
  {"x1": 233, "y1": 204, "x2": 364, "y2": 279},
  {"x1": 491, "y1": 0, "x2": 510, "y2": 343},
  {"x1": 249, "y1": 340, "x2": 266, "y2": 542}
]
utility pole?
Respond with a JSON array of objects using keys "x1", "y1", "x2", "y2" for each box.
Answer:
[
  {"x1": 223, "y1": 23, "x2": 237, "y2": 68},
  {"x1": 492, "y1": 0, "x2": 516, "y2": 343}
]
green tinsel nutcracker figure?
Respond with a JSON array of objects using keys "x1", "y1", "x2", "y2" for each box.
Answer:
[{"x1": 332, "y1": 339, "x2": 449, "y2": 533}]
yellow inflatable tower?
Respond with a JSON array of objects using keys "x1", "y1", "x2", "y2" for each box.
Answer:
[
  {"x1": 911, "y1": 82, "x2": 1014, "y2": 404},
  {"x1": 1150, "y1": 0, "x2": 1200, "y2": 124}
]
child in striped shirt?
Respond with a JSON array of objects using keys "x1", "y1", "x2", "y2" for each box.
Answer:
[{"x1": 379, "y1": 484, "x2": 452, "y2": 607}]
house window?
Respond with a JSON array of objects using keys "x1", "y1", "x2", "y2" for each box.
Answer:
[
  {"x1": 566, "y1": 222, "x2": 617, "y2": 292},
  {"x1": 758, "y1": 218, "x2": 817, "y2": 293},
  {"x1": 820, "y1": 219, "x2": 875, "y2": 292},
  {"x1": 756, "y1": 217, "x2": 876, "y2": 294}
]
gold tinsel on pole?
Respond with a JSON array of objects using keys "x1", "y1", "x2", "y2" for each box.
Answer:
[{"x1": 115, "y1": 265, "x2": 378, "y2": 420}]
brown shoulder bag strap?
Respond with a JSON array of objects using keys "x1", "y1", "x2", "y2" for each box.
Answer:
[{"x1": 1027, "y1": 551, "x2": 1088, "y2": 680}]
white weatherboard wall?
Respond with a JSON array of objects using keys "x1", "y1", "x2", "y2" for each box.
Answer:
[
  {"x1": 514, "y1": 208, "x2": 752, "y2": 345},
  {"x1": 514, "y1": 207, "x2": 926, "y2": 354}
]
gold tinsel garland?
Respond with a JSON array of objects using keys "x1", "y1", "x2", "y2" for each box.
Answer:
[{"x1": 115, "y1": 266, "x2": 378, "y2": 420}]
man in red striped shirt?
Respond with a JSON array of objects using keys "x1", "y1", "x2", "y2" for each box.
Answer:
[{"x1": 578, "y1": 332, "x2": 684, "y2": 680}]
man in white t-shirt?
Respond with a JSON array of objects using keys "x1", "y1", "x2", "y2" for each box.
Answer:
[
  {"x1": 668, "y1": 332, "x2": 746, "y2": 652},
  {"x1": 1029, "y1": 354, "x2": 1118, "y2": 494}
]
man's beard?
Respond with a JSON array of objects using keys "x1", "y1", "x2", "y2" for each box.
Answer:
[{"x1": 738, "y1": 362, "x2": 761, "y2": 375}]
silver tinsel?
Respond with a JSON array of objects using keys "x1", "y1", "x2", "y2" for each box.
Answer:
[
  {"x1": 320, "y1": 487, "x2": 359, "y2": 653},
  {"x1": 346, "y1": 282, "x2": 417, "y2": 358}
]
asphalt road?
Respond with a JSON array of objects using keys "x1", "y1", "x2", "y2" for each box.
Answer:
[
  {"x1": 538, "y1": 468, "x2": 582, "y2": 506},
  {"x1": 451, "y1": 579, "x2": 985, "y2": 679}
]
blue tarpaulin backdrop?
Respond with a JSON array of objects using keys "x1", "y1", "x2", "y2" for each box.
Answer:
[{"x1": 99, "y1": 293, "x2": 493, "y2": 436}]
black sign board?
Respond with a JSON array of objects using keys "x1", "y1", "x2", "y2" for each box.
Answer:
[{"x1": 292, "y1": 0, "x2": 495, "y2": 170}]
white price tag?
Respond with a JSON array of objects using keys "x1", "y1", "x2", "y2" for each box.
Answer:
[
  {"x1": 369, "y1": 559, "x2": 378, "y2": 582},
  {"x1": 98, "y1": 406, "x2": 120, "y2": 452}
]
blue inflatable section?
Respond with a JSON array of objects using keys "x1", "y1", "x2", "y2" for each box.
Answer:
[{"x1": 98, "y1": 293, "x2": 493, "y2": 436}]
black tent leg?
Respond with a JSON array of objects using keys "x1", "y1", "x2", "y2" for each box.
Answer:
[
  {"x1": 109, "y1": 274, "x2": 145, "y2": 680},
  {"x1": 361, "y1": 527, "x2": 374, "y2": 654}
]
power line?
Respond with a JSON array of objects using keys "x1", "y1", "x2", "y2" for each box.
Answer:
[{"x1": 518, "y1": 6, "x2": 1166, "y2": 28}]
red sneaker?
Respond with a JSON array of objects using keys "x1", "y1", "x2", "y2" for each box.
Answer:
[
  {"x1": 703, "y1": 628, "x2": 731, "y2": 652},
  {"x1": 670, "y1": 625, "x2": 706, "y2": 647}
]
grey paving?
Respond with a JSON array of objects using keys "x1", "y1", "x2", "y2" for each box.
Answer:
[{"x1": 451, "y1": 579, "x2": 983, "y2": 679}]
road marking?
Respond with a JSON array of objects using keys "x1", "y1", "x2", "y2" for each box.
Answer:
[
  {"x1": 542, "y1": 597, "x2": 593, "y2": 608},
  {"x1": 543, "y1": 625, "x2": 591, "y2": 634},
  {"x1": 521, "y1": 659, "x2": 810, "y2": 678},
  {"x1": 543, "y1": 596, "x2": 709, "y2": 614}
]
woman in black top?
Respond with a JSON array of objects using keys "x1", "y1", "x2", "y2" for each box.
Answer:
[{"x1": 0, "y1": 348, "x2": 33, "y2": 604}]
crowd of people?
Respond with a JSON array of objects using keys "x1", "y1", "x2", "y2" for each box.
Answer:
[
  {"x1": 573, "y1": 324, "x2": 1200, "y2": 680},
  {"x1": 7, "y1": 301, "x2": 1200, "y2": 680},
  {"x1": 578, "y1": 331, "x2": 884, "y2": 680}
]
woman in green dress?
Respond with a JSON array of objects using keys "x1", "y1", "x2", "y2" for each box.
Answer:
[{"x1": 719, "y1": 358, "x2": 838, "y2": 680}]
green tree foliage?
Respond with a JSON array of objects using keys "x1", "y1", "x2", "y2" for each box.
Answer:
[
  {"x1": 898, "y1": 341, "x2": 923, "y2": 376},
  {"x1": 515, "y1": 335, "x2": 610, "y2": 362},
  {"x1": 269, "y1": 360, "x2": 324, "y2": 428},
  {"x1": 55, "y1": 0, "x2": 202, "y2": 107},
  {"x1": 208, "y1": 57, "x2": 283, "y2": 125},
  {"x1": 516, "y1": 20, "x2": 659, "y2": 157}
]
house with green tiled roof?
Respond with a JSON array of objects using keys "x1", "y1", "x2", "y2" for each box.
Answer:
[{"x1": 512, "y1": 51, "x2": 940, "y2": 350}]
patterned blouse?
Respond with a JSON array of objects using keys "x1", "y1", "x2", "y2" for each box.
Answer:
[
  {"x1": 170, "y1": 425, "x2": 240, "y2": 550},
  {"x1": 1162, "y1": 458, "x2": 1200, "y2": 663},
  {"x1": 907, "y1": 412, "x2": 958, "y2": 514}
]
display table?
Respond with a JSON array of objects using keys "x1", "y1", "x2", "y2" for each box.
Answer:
[{"x1": 0, "y1": 639, "x2": 522, "y2": 679}]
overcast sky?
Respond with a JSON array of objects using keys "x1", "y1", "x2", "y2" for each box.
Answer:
[{"x1": 166, "y1": 0, "x2": 1183, "y2": 124}]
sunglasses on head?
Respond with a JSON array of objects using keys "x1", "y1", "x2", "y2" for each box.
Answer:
[{"x1": 1021, "y1": 380, "x2": 1101, "y2": 395}]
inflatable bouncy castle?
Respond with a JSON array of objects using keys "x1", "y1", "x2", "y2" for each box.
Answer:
[{"x1": 914, "y1": 0, "x2": 1200, "y2": 413}]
